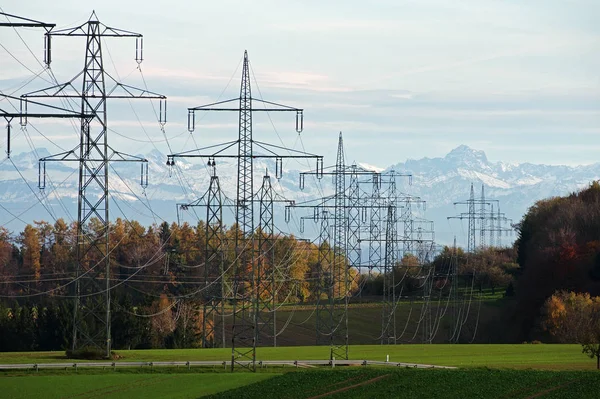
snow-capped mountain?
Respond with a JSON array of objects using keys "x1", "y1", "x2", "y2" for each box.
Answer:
[{"x1": 2, "y1": 145, "x2": 599, "y2": 246}]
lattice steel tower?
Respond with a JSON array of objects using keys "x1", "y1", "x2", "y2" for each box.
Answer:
[
  {"x1": 202, "y1": 161, "x2": 226, "y2": 348},
  {"x1": 21, "y1": 12, "x2": 166, "y2": 356},
  {"x1": 168, "y1": 50, "x2": 321, "y2": 370}
]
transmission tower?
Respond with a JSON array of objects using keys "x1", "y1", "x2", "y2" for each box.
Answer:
[
  {"x1": 415, "y1": 220, "x2": 436, "y2": 343},
  {"x1": 448, "y1": 183, "x2": 513, "y2": 252},
  {"x1": 468, "y1": 184, "x2": 477, "y2": 252},
  {"x1": 450, "y1": 236, "x2": 460, "y2": 343},
  {"x1": 14, "y1": 12, "x2": 166, "y2": 356},
  {"x1": 480, "y1": 185, "x2": 486, "y2": 249},
  {"x1": 368, "y1": 173, "x2": 382, "y2": 281},
  {"x1": 331, "y1": 132, "x2": 348, "y2": 360},
  {"x1": 347, "y1": 164, "x2": 362, "y2": 287},
  {"x1": 298, "y1": 133, "x2": 351, "y2": 360},
  {"x1": 168, "y1": 50, "x2": 321, "y2": 371},
  {"x1": 290, "y1": 134, "x2": 422, "y2": 349},
  {"x1": 448, "y1": 183, "x2": 484, "y2": 253},
  {"x1": 381, "y1": 199, "x2": 397, "y2": 344},
  {"x1": 255, "y1": 171, "x2": 284, "y2": 348},
  {"x1": 201, "y1": 160, "x2": 226, "y2": 348},
  {"x1": 484, "y1": 202, "x2": 513, "y2": 247},
  {"x1": 291, "y1": 133, "x2": 381, "y2": 359}
]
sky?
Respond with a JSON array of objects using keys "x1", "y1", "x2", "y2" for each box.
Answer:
[{"x1": 0, "y1": 0, "x2": 599, "y2": 168}]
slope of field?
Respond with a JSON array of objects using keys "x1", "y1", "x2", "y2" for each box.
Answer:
[
  {"x1": 234, "y1": 298, "x2": 506, "y2": 346},
  {"x1": 208, "y1": 368, "x2": 599, "y2": 399},
  {"x1": 0, "y1": 372, "x2": 276, "y2": 399},
  {"x1": 0, "y1": 344, "x2": 594, "y2": 370}
]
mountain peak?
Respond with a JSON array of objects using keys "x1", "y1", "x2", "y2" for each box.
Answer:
[{"x1": 445, "y1": 145, "x2": 488, "y2": 163}]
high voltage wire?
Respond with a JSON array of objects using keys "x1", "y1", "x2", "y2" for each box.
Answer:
[{"x1": 0, "y1": 12, "x2": 490, "y2": 353}]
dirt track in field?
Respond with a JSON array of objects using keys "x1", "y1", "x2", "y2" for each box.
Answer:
[{"x1": 305, "y1": 374, "x2": 391, "y2": 399}]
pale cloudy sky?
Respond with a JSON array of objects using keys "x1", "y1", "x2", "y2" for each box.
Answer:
[{"x1": 1, "y1": 0, "x2": 599, "y2": 167}]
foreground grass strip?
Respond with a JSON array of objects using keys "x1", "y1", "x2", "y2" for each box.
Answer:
[
  {"x1": 206, "y1": 368, "x2": 600, "y2": 399},
  {"x1": 0, "y1": 372, "x2": 277, "y2": 399}
]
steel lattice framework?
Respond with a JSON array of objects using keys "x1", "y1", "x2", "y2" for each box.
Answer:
[
  {"x1": 292, "y1": 134, "x2": 372, "y2": 359},
  {"x1": 448, "y1": 183, "x2": 513, "y2": 253},
  {"x1": 202, "y1": 162, "x2": 226, "y2": 348},
  {"x1": 168, "y1": 51, "x2": 322, "y2": 371},
  {"x1": 380, "y1": 171, "x2": 403, "y2": 344},
  {"x1": 290, "y1": 133, "x2": 430, "y2": 353},
  {"x1": 368, "y1": 174, "x2": 382, "y2": 280},
  {"x1": 2, "y1": 12, "x2": 166, "y2": 357},
  {"x1": 255, "y1": 172, "x2": 276, "y2": 346}
]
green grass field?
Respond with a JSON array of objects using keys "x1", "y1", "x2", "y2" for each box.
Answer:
[
  {"x1": 207, "y1": 368, "x2": 600, "y2": 399},
  {"x1": 1, "y1": 344, "x2": 598, "y2": 398},
  {"x1": 0, "y1": 372, "x2": 276, "y2": 399},
  {"x1": 0, "y1": 344, "x2": 594, "y2": 370},
  {"x1": 1, "y1": 368, "x2": 598, "y2": 399},
  {"x1": 264, "y1": 300, "x2": 503, "y2": 346}
]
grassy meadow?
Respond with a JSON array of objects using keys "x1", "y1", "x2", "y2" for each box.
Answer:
[
  {"x1": 0, "y1": 344, "x2": 593, "y2": 370},
  {"x1": 0, "y1": 344, "x2": 597, "y2": 398}
]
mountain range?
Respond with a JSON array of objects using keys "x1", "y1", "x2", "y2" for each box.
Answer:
[{"x1": 1, "y1": 145, "x2": 599, "y2": 246}]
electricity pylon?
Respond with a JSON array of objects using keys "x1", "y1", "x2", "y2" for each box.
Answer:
[
  {"x1": 485, "y1": 202, "x2": 513, "y2": 247},
  {"x1": 448, "y1": 183, "x2": 512, "y2": 252},
  {"x1": 19, "y1": 12, "x2": 166, "y2": 356},
  {"x1": 290, "y1": 134, "x2": 419, "y2": 352},
  {"x1": 202, "y1": 161, "x2": 226, "y2": 349},
  {"x1": 291, "y1": 133, "x2": 373, "y2": 360},
  {"x1": 168, "y1": 50, "x2": 322, "y2": 371}
]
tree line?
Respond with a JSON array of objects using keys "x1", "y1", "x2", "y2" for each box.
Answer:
[
  {"x1": 0, "y1": 213, "x2": 520, "y2": 351},
  {"x1": 511, "y1": 181, "x2": 600, "y2": 343}
]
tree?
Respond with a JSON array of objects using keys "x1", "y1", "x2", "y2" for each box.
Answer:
[
  {"x1": 20, "y1": 224, "x2": 41, "y2": 282},
  {"x1": 111, "y1": 294, "x2": 148, "y2": 350},
  {"x1": 0, "y1": 228, "x2": 16, "y2": 285},
  {"x1": 543, "y1": 290, "x2": 600, "y2": 368},
  {"x1": 515, "y1": 182, "x2": 600, "y2": 341},
  {"x1": 149, "y1": 293, "x2": 176, "y2": 348},
  {"x1": 172, "y1": 301, "x2": 201, "y2": 348},
  {"x1": 50, "y1": 219, "x2": 72, "y2": 275},
  {"x1": 37, "y1": 300, "x2": 71, "y2": 351}
]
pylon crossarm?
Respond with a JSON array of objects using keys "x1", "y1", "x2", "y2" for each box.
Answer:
[
  {"x1": 21, "y1": 80, "x2": 81, "y2": 98},
  {"x1": 1, "y1": 94, "x2": 91, "y2": 119},
  {"x1": 253, "y1": 140, "x2": 320, "y2": 158},
  {"x1": 0, "y1": 12, "x2": 55, "y2": 28},
  {"x1": 188, "y1": 98, "x2": 301, "y2": 112},
  {"x1": 105, "y1": 78, "x2": 166, "y2": 100},
  {"x1": 49, "y1": 21, "x2": 142, "y2": 38},
  {"x1": 286, "y1": 195, "x2": 336, "y2": 209},
  {"x1": 168, "y1": 140, "x2": 239, "y2": 160},
  {"x1": 252, "y1": 98, "x2": 302, "y2": 111},
  {"x1": 0, "y1": 111, "x2": 88, "y2": 119},
  {"x1": 178, "y1": 196, "x2": 236, "y2": 210},
  {"x1": 188, "y1": 98, "x2": 240, "y2": 111},
  {"x1": 40, "y1": 149, "x2": 79, "y2": 162},
  {"x1": 108, "y1": 150, "x2": 147, "y2": 163}
]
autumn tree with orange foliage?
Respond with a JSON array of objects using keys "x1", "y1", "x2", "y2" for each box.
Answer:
[
  {"x1": 20, "y1": 224, "x2": 41, "y2": 282},
  {"x1": 543, "y1": 290, "x2": 600, "y2": 368}
]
